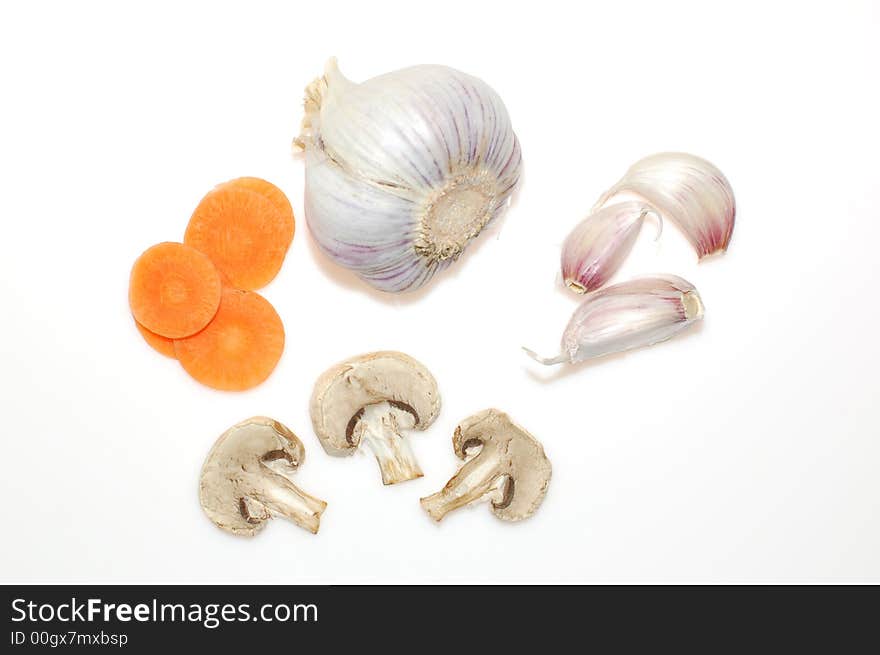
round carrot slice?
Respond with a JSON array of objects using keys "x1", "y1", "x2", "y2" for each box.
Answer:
[
  {"x1": 129, "y1": 242, "x2": 222, "y2": 338},
  {"x1": 184, "y1": 185, "x2": 294, "y2": 291},
  {"x1": 134, "y1": 320, "x2": 176, "y2": 358},
  {"x1": 222, "y1": 177, "x2": 294, "y2": 229},
  {"x1": 174, "y1": 288, "x2": 284, "y2": 391}
]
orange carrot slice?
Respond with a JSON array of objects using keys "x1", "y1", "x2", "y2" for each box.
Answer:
[
  {"x1": 223, "y1": 177, "x2": 294, "y2": 228},
  {"x1": 129, "y1": 242, "x2": 222, "y2": 339},
  {"x1": 174, "y1": 288, "x2": 284, "y2": 391},
  {"x1": 134, "y1": 320, "x2": 176, "y2": 358},
  {"x1": 184, "y1": 185, "x2": 294, "y2": 291}
]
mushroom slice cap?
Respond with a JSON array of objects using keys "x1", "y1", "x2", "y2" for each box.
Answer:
[
  {"x1": 309, "y1": 350, "x2": 441, "y2": 455},
  {"x1": 453, "y1": 408, "x2": 552, "y2": 521}
]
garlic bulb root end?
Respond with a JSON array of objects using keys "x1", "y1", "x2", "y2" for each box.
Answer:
[{"x1": 414, "y1": 171, "x2": 497, "y2": 262}]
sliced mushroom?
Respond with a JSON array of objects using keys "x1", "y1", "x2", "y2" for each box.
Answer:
[
  {"x1": 420, "y1": 409, "x2": 551, "y2": 522},
  {"x1": 310, "y1": 351, "x2": 441, "y2": 485},
  {"x1": 199, "y1": 416, "x2": 327, "y2": 536}
]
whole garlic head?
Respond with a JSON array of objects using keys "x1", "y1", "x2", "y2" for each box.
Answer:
[{"x1": 295, "y1": 59, "x2": 522, "y2": 293}]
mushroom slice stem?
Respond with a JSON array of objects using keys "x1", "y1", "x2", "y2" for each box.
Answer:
[
  {"x1": 356, "y1": 402, "x2": 423, "y2": 485},
  {"x1": 420, "y1": 409, "x2": 552, "y2": 523},
  {"x1": 256, "y1": 458, "x2": 328, "y2": 534},
  {"x1": 253, "y1": 490, "x2": 326, "y2": 534},
  {"x1": 420, "y1": 451, "x2": 507, "y2": 521}
]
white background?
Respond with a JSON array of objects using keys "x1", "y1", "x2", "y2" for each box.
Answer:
[{"x1": 1, "y1": 1, "x2": 878, "y2": 584}]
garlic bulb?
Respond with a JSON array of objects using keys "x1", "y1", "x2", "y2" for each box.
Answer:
[
  {"x1": 295, "y1": 59, "x2": 522, "y2": 293},
  {"x1": 593, "y1": 153, "x2": 735, "y2": 259},
  {"x1": 524, "y1": 275, "x2": 704, "y2": 365},
  {"x1": 560, "y1": 201, "x2": 660, "y2": 294}
]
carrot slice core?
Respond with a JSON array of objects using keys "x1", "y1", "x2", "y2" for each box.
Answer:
[
  {"x1": 174, "y1": 288, "x2": 284, "y2": 391},
  {"x1": 185, "y1": 184, "x2": 294, "y2": 291},
  {"x1": 129, "y1": 242, "x2": 222, "y2": 338}
]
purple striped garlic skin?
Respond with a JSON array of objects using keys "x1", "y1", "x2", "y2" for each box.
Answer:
[
  {"x1": 524, "y1": 275, "x2": 704, "y2": 365},
  {"x1": 593, "y1": 152, "x2": 735, "y2": 259},
  {"x1": 296, "y1": 59, "x2": 522, "y2": 294},
  {"x1": 560, "y1": 201, "x2": 656, "y2": 294}
]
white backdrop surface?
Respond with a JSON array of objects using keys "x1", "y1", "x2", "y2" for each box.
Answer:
[{"x1": 1, "y1": 1, "x2": 878, "y2": 583}]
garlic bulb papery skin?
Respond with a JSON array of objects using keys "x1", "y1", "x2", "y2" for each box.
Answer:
[
  {"x1": 524, "y1": 275, "x2": 704, "y2": 365},
  {"x1": 593, "y1": 152, "x2": 735, "y2": 259},
  {"x1": 295, "y1": 59, "x2": 522, "y2": 293},
  {"x1": 560, "y1": 201, "x2": 659, "y2": 294}
]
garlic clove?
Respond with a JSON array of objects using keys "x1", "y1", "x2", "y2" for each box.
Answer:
[
  {"x1": 525, "y1": 275, "x2": 704, "y2": 365},
  {"x1": 560, "y1": 201, "x2": 660, "y2": 294},
  {"x1": 593, "y1": 152, "x2": 735, "y2": 259},
  {"x1": 296, "y1": 59, "x2": 522, "y2": 293}
]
